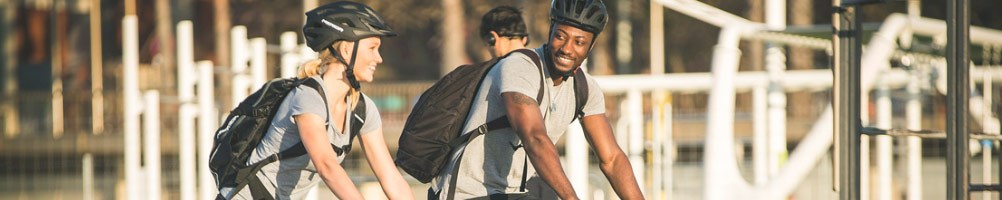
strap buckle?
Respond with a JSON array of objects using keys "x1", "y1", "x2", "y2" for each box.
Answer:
[{"x1": 477, "y1": 124, "x2": 489, "y2": 135}]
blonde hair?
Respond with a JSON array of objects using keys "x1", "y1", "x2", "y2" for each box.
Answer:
[{"x1": 297, "y1": 41, "x2": 362, "y2": 109}]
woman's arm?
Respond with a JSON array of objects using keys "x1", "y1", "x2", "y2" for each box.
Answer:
[
  {"x1": 359, "y1": 127, "x2": 415, "y2": 200},
  {"x1": 295, "y1": 113, "x2": 364, "y2": 199}
]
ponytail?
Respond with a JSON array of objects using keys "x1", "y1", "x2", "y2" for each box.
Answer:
[
  {"x1": 347, "y1": 88, "x2": 361, "y2": 110},
  {"x1": 297, "y1": 41, "x2": 362, "y2": 110},
  {"x1": 297, "y1": 41, "x2": 349, "y2": 79}
]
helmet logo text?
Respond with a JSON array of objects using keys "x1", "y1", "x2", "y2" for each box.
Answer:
[{"x1": 321, "y1": 19, "x2": 344, "y2": 32}]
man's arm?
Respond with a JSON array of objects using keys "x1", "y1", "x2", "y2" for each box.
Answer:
[
  {"x1": 502, "y1": 92, "x2": 579, "y2": 200},
  {"x1": 580, "y1": 114, "x2": 644, "y2": 199}
]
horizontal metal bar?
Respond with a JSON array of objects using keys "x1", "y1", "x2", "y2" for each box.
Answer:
[
  {"x1": 970, "y1": 184, "x2": 1002, "y2": 192},
  {"x1": 860, "y1": 127, "x2": 1002, "y2": 141}
]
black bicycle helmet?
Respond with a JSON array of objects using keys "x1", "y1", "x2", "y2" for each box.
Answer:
[
  {"x1": 303, "y1": 1, "x2": 396, "y2": 52},
  {"x1": 549, "y1": 0, "x2": 608, "y2": 35},
  {"x1": 303, "y1": 1, "x2": 395, "y2": 90}
]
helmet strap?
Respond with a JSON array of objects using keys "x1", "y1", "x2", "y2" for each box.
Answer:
[
  {"x1": 325, "y1": 46, "x2": 341, "y2": 75},
  {"x1": 329, "y1": 42, "x2": 363, "y2": 90},
  {"x1": 346, "y1": 41, "x2": 362, "y2": 90}
]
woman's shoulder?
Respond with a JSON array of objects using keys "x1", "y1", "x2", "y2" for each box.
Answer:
[{"x1": 293, "y1": 76, "x2": 327, "y2": 97}]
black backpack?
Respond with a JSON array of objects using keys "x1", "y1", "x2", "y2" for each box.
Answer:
[
  {"x1": 396, "y1": 49, "x2": 589, "y2": 183},
  {"x1": 209, "y1": 77, "x2": 367, "y2": 199}
]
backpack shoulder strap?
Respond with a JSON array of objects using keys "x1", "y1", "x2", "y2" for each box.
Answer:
[
  {"x1": 477, "y1": 49, "x2": 545, "y2": 133},
  {"x1": 349, "y1": 94, "x2": 367, "y2": 141},
  {"x1": 446, "y1": 49, "x2": 545, "y2": 199},
  {"x1": 261, "y1": 78, "x2": 333, "y2": 163},
  {"x1": 511, "y1": 49, "x2": 545, "y2": 102},
  {"x1": 572, "y1": 68, "x2": 589, "y2": 120},
  {"x1": 299, "y1": 77, "x2": 330, "y2": 122}
]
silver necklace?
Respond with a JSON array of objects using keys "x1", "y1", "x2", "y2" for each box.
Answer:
[{"x1": 548, "y1": 79, "x2": 567, "y2": 113}]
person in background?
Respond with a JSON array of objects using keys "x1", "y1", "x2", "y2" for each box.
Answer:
[{"x1": 480, "y1": 6, "x2": 530, "y2": 58}]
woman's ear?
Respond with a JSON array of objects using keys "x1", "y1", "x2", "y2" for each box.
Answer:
[{"x1": 338, "y1": 41, "x2": 354, "y2": 62}]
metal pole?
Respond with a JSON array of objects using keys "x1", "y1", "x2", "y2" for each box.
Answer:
[
  {"x1": 765, "y1": 0, "x2": 788, "y2": 180},
  {"x1": 144, "y1": 91, "x2": 162, "y2": 200},
  {"x1": 176, "y1": 20, "x2": 197, "y2": 200},
  {"x1": 51, "y1": 1, "x2": 64, "y2": 137},
  {"x1": 856, "y1": 7, "x2": 870, "y2": 198},
  {"x1": 946, "y1": 0, "x2": 971, "y2": 198},
  {"x1": 2, "y1": 0, "x2": 19, "y2": 137},
  {"x1": 89, "y1": 0, "x2": 104, "y2": 134},
  {"x1": 122, "y1": 15, "x2": 142, "y2": 200},
  {"x1": 906, "y1": 70, "x2": 923, "y2": 200},
  {"x1": 83, "y1": 153, "x2": 94, "y2": 200},
  {"x1": 280, "y1": 32, "x2": 298, "y2": 78},
  {"x1": 627, "y1": 89, "x2": 646, "y2": 194},
  {"x1": 997, "y1": 46, "x2": 1002, "y2": 200},
  {"x1": 876, "y1": 84, "x2": 892, "y2": 200},
  {"x1": 664, "y1": 93, "x2": 674, "y2": 200},
  {"x1": 983, "y1": 51, "x2": 993, "y2": 200},
  {"x1": 249, "y1": 38, "x2": 266, "y2": 87},
  {"x1": 197, "y1": 61, "x2": 218, "y2": 200},
  {"x1": 650, "y1": 2, "x2": 666, "y2": 197},
  {"x1": 834, "y1": 1, "x2": 861, "y2": 199},
  {"x1": 230, "y1": 26, "x2": 248, "y2": 106},
  {"x1": 567, "y1": 121, "x2": 589, "y2": 199},
  {"x1": 754, "y1": 86, "x2": 768, "y2": 185},
  {"x1": 300, "y1": 0, "x2": 318, "y2": 63},
  {"x1": 439, "y1": 0, "x2": 465, "y2": 75},
  {"x1": 154, "y1": 0, "x2": 174, "y2": 90},
  {"x1": 616, "y1": 0, "x2": 633, "y2": 73},
  {"x1": 703, "y1": 27, "x2": 746, "y2": 200},
  {"x1": 213, "y1": 0, "x2": 231, "y2": 111}
]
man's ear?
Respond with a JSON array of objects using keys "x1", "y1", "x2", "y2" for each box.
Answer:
[
  {"x1": 488, "y1": 31, "x2": 500, "y2": 46},
  {"x1": 520, "y1": 36, "x2": 529, "y2": 46}
]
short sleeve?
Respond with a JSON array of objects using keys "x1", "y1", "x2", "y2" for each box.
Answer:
[
  {"x1": 289, "y1": 85, "x2": 328, "y2": 120},
  {"x1": 497, "y1": 53, "x2": 543, "y2": 101},
  {"x1": 357, "y1": 93, "x2": 382, "y2": 135},
  {"x1": 580, "y1": 72, "x2": 606, "y2": 117}
]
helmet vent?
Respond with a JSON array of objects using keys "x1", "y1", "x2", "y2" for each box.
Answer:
[
  {"x1": 574, "y1": 1, "x2": 586, "y2": 15},
  {"x1": 585, "y1": 6, "x2": 599, "y2": 19}
]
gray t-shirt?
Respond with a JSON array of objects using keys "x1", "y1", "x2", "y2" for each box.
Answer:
[
  {"x1": 431, "y1": 47, "x2": 606, "y2": 199},
  {"x1": 220, "y1": 76, "x2": 382, "y2": 200}
]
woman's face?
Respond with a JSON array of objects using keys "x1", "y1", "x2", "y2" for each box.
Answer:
[{"x1": 347, "y1": 37, "x2": 383, "y2": 82}]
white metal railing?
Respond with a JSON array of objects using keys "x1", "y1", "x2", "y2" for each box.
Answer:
[
  {"x1": 175, "y1": 20, "x2": 220, "y2": 200},
  {"x1": 122, "y1": 15, "x2": 163, "y2": 200},
  {"x1": 651, "y1": 0, "x2": 1002, "y2": 199}
]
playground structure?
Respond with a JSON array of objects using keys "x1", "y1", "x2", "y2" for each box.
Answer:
[{"x1": 3, "y1": 0, "x2": 1002, "y2": 199}]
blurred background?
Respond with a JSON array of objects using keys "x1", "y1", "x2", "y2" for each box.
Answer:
[{"x1": 2, "y1": 0, "x2": 1002, "y2": 199}]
